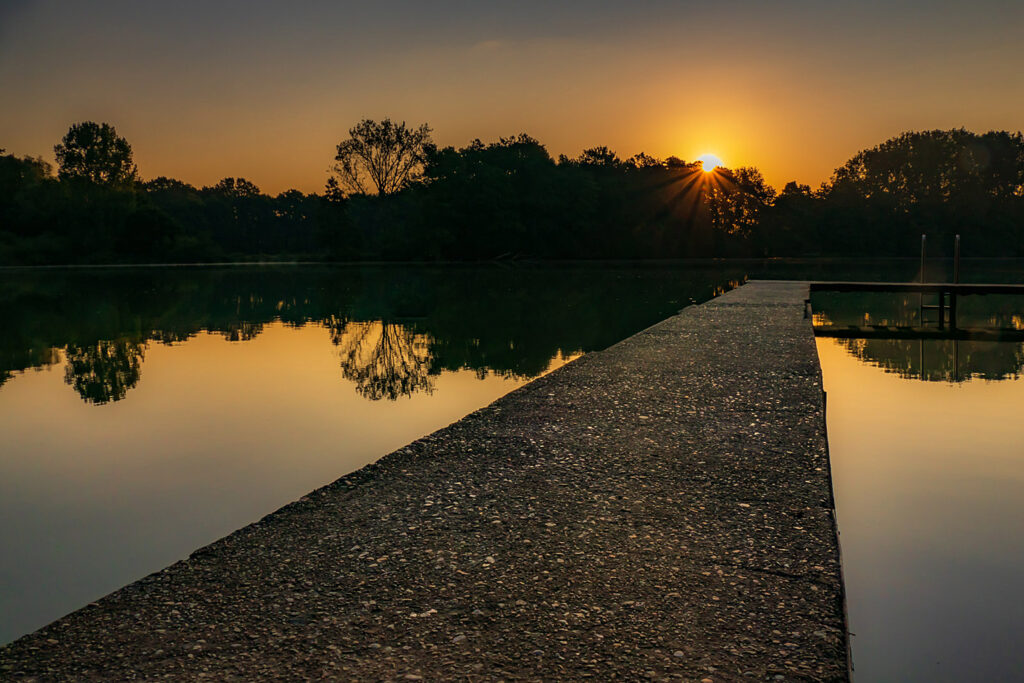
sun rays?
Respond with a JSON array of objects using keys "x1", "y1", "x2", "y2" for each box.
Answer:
[
  {"x1": 643, "y1": 157, "x2": 737, "y2": 230},
  {"x1": 697, "y1": 153, "x2": 723, "y2": 173}
]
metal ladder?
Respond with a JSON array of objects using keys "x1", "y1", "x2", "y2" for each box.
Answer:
[{"x1": 918, "y1": 234, "x2": 960, "y2": 329}]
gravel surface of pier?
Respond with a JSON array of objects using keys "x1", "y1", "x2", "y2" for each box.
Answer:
[{"x1": 1, "y1": 281, "x2": 849, "y2": 681}]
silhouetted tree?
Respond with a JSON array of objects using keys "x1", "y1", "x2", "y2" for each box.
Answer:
[
  {"x1": 418, "y1": 134, "x2": 586, "y2": 258},
  {"x1": 9, "y1": 121, "x2": 1024, "y2": 265},
  {"x1": 209, "y1": 177, "x2": 261, "y2": 198},
  {"x1": 143, "y1": 176, "x2": 197, "y2": 193},
  {"x1": 759, "y1": 182, "x2": 818, "y2": 254},
  {"x1": 627, "y1": 152, "x2": 664, "y2": 169},
  {"x1": 561, "y1": 146, "x2": 623, "y2": 168},
  {"x1": 828, "y1": 129, "x2": 1024, "y2": 208},
  {"x1": 0, "y1": 153, "x2": 55, "y2": 234},
  {"x1": 201, "y1": 177, "x2": 275, "y2": 252},
  {"x1": 54, "y1": 122, "x2": 137, "y2": 186},
  {"x1": 118, "y1": 206, "x2": 181, "y2": 258},
  {"x1": 329, "y1": 118, "x2": 433, "y2": 196},
  {"x1": 706, "y1": 167, "x2": 775, "y2": 242},
  {"x1": 804, "y1": 129, "x2": 1024, "y2": 256}
]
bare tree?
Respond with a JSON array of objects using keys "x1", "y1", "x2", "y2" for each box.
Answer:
[{"x1": 328, "y1": 118, "x2": 433, "y2": 197}]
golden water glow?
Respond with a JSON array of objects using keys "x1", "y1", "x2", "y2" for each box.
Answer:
[
  {"x1": 816, "y1": 336, "x2": 1024, "y2": 679},
  {"x1": 0, "y1": 322, "x2": 577, "y2": 642}
]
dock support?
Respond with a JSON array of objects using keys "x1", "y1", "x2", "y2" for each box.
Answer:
[
  {"x1": 920, "y1": 234, "x2": 927, "y2": 283},
  {"x1": 938, "y1": 286, "x2": 945, "y2": 329},
  {"x1": 919, "y1": 234, "x2": 927, "y2": 323},
  {"x1": 950, "y1": 234, "x2": 960, "y2": 329}
]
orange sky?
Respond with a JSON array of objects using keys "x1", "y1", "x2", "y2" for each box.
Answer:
[{"x1": 1, "y1": 1, "x2": 1022, "y2": 195}]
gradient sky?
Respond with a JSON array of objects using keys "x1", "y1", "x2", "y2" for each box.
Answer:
[{"x1": 2, "y1": 0, "x2": 1022, "y2": 194}]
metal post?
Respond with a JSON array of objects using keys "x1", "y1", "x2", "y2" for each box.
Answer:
[
  {"x1": 920, "y1": 234, "x2": 927, "y2": 324},
  {"x1": 919, "y1": 338, "x2": 924, "y2": 381},
  {"x1": 951, "y1": 234, "x2": 960, "y2": 329},
  {"x1": 938, "y1": 286, "x2": 945, "y2": 329},
  {"x1": 953, "y1": 339, "x2": 959, "y2": 383},
  {"x1": 920, "y1": 234, "x2": 927, "y2": 283},
  {"x1": 953, "y1": 234, "x2": 961, "y2": 283}
]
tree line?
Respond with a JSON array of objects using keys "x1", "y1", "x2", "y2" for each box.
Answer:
[{"x1": 2, "y1": 121, "x2": 1023, "y2": 265}]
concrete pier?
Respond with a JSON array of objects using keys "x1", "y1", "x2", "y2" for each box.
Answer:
[{"x1": 1, "y1": 281, "x2": 848, "y2": 680}]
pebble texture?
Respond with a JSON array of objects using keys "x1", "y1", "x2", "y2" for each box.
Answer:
[{"x1": 0, "y1": 281, "x2": 849, "y2": 681}]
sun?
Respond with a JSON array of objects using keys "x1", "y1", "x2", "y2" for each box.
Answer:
[{"x1": 697, "y1": 153, "x2": 723, "y2": 173}]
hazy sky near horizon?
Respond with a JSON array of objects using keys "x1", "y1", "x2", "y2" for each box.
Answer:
[{"x1": 2, "y1": 0, "x2": 1022, "y2": 194}]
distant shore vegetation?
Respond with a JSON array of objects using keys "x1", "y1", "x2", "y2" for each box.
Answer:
[{"x1": 2, "y1": 121, "x2": 1023, "y2": 265}]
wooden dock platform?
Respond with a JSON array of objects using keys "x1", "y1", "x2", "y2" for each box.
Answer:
[
  {"x1": 810, "y1": 280, "x2": 1024, "y2": 335},
  {"x1": 809, "y1": 281, "x2": 1024, "y2": 295}
]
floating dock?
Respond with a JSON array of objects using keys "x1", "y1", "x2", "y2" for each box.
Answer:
[{"x1": 1, "y1": 281, "x2": 849, "y2": 681}]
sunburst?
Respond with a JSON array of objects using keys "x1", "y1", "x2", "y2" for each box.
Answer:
[{"x1": 697, "y1": 153, "x2": 723, "y2": 173}]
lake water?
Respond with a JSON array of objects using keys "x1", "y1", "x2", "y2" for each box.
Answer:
[
  {"x1": 4, "y1": 259, "x2": 1024, "y2": 673},
  {"x1": 1, "y1": 264, "x2": 745, "y2": 644},
  {"x1": 813, "y1": 283, "x2": 1024, "y2": 681}
]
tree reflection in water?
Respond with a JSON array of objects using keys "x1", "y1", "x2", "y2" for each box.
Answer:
[
  {"x1": 5, "y1": 266, "x2": 1024, "y2": 402},
  {"x1": 1, "y1": 265, "x2": 746, "y2": 405},
  {"x1": 1, "y1": 347, "x2": 61, "y2": 388},
  {"x1": 331, "y1": 321, "x2": 433, "y2": 400},
  {"x1": 63, "y1": 339, "x2": 145, "y2": 404},
  {"x1": 834, "y1": 337, "x2": 1024, "y2": 383},
  {"x1": 814, "y1": 291, "x2": 1024, "y2": 382},
  {"x1": 221, "y1": 322, "x2": 264, "y2": 343}
]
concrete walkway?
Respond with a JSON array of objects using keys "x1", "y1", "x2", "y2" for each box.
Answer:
[{"x1": 1, "y1": 281, "x2": 848, "y2": 681}]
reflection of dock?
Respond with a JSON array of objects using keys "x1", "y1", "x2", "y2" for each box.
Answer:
[
  {"x1": 810, "y1": 278, "x2": 1024, "y2": 383},
  {"x1": 811, "y1": 281, "x2": 1024, "y2": 333},
  {"x1": 814, "y1": 326, "x2": 1024, "y2": 342}
]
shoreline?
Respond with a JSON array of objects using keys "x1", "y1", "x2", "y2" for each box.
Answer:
[{"x1": 6, "y1": 255, "x2": 1018, "y2": 273}]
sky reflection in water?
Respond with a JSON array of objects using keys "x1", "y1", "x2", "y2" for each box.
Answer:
[
  {"x1": 0, "y1": 264, "x2": 741, "y2": 644},
  {"x1": 815, "y1": 291, "x2": 1024, "y2": 681},
  {"x1": 4, "y1": 262, "x2": 1024, "y2": 662}
]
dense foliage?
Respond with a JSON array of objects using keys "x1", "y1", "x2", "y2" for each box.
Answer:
[{"x1": 2, "y1": 124, "x2": 1022, "y2": 265}]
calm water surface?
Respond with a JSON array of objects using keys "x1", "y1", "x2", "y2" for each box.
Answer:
[
  {"x1": 2, "y1": 264, "x2": 746, "y2": 644},
  {"x1": 5, "y1": 259, "x2": 1024, "y2": 664},
  {"x1": 814, "y1": 283, "x2": 1024, "y2": 681}
]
